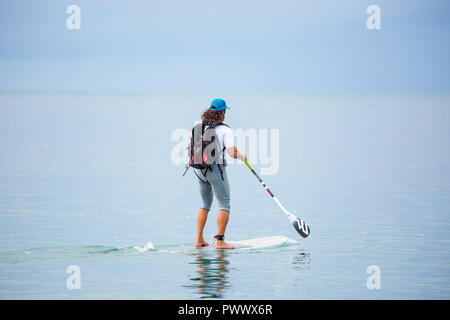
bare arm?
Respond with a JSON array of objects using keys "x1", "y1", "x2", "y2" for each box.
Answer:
[{"x1": 226, "y1": 146, "x2": 247, "y2": 162}]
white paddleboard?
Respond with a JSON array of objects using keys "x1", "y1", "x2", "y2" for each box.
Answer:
[{"x1": 229, "y1": 236, "x2": 290, "y2": 250}]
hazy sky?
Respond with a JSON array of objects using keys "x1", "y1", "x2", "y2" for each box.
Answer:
[{"x1": 0, "y1": 0, "x2": 449, "y2": 94}]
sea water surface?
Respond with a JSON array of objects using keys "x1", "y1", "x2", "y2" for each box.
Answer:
[{"x1": 0, "y1": 93, "x2": 449, "y2": 299}]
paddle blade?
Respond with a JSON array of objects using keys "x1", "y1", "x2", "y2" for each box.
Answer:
[{"x1": 292, "y1": 218, "x2": 310, "y2": 238}]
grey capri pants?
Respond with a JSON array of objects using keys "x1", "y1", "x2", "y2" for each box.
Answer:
[{"x1": 194, "y1": 164, "x2": 231, "y2": 212}]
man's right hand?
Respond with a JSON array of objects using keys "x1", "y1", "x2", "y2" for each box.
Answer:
[{"x1": 226, "y1": 147, "x2": 247, "y2": 162}]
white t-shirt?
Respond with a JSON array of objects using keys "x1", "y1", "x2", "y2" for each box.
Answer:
[{"x1": 214, "y1": 124, "x2": 235, "y2": 151}]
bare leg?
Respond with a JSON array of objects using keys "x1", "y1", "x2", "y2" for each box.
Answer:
[
  {"x1": 195, "y1": 208, "x2": 209, "y2": 247},
  {"x1": 216, "y1": 210, "x2": 235, "y2": 249}
]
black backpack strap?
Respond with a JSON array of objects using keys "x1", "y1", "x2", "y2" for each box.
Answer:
[
  {"x1": 189, "y1": 126, "x2": 195, "y2": 162},
  {"x1": 194, "y1": 168, "x2": 207, "y2": 184},
  {"x1": 217, "y1": 122, "x2": 230, "y2": 128},
  {"x1": 217, "y1": 163, "x2": 224, "y2": 181},
  {"x1": 182, "y1": 165, "x2": 190, "y2": 177}
]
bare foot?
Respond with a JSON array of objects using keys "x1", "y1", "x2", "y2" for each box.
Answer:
[
  {"x1": 216, "y1": 240, "x2": 235, "y2": 250},
  {"x1": 195, "y1": 240, "x2": 209, "y2": 248}
]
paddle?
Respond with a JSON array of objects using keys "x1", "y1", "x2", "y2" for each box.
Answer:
[{"x1": 244, "y1": 160, "x2": 310, "y2": 238}]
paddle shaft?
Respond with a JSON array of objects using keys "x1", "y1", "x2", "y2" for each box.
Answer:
[
  {"x1": 245, "y1": 160, "x2": 276, "y2": 196},
  {"x1": 244, "y1": 160, "x2": 311, "y2": 238},
  {"x1": 244, "y1": 160, "x2": 296, "y2": 222}
]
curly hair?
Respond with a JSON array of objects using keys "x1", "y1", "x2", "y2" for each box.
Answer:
[{"x1": 201, "y1": 109, "x2": 226, "y2": 125}]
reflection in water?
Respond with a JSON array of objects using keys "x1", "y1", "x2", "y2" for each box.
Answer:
[
  {"x1": 185, "y1": 247, "x2": 310, "y2": 299},
  {"x1": 291, "y1": 250, "x2": 311, "y2": 297},
  {"x1": 186, "y1": 250, "x2": 230, "y2": 299},
  {"x1": 292, "y1": 250, "x2": 311, "y2": 270}
]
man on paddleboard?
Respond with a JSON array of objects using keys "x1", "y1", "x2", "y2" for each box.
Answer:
[{"x1": 188, "y1": 99, "x2": 247, "y2": 249}]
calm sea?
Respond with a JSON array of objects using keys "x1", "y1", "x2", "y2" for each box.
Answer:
[{"x1": 0, "y1": 93, "x2": 449, "y2": 299}]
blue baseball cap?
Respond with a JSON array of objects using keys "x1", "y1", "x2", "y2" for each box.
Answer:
[{"x1": 210, "y1": 98, "x2": 230, "y2": 111}]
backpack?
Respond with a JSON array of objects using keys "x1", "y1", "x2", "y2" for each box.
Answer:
[{"x1": 183, "y1": 122, "x2": 229, "y2": 177}]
